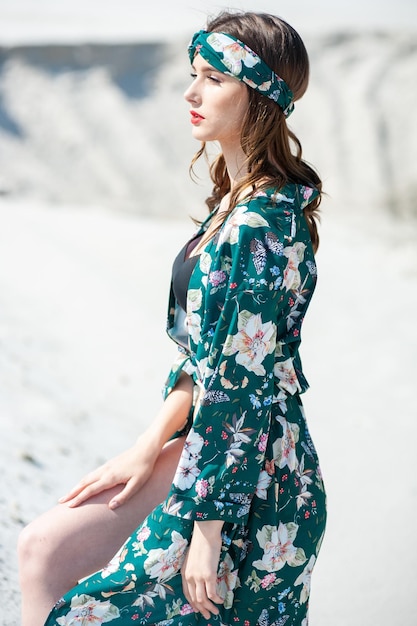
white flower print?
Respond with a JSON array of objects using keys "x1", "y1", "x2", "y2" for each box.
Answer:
[
  {"x1": 253, "y1": 523, "x2": 306, "y2": 573},
  {"x1": 225, "y1": 444, "x2": 246, "y2": 468},
  {"x1": 272, "y1": 416, "x2": 300, "y2": 472},
  {"x1": 186, "y1": 288, "x2": 203, "y2": 344},
  {"x1": 222, "y1": 414, "x2": 254, "y2": 468},
  {"x1": 281, "y1": 242, "x2": 306, "y2": 291},
  {"x1": 187, "y1": 288, "x2": 202, "y2": 312},
  {"x1": 182, "y1": 428, "x2": 204, "y2": 459},
  {"x1": 241, "y1": 77, "x2": 258, "y2": 89},
  {"x1": 224, "y1": 311, "x2": 276, "y2": 376},
  {"x1": 224, "y1": 412, "x2": 254, "y2": 445},
  {"x1": 173, "y1": 461, "x2": 201, "y2": 491},
  {"x1": 274, "y1": 357, "x2": 301, "y2": 395},
  {"x1": 173, "y1": 458, "x2": 201, "y2": 491},
  {"x1": 187, "y1": 311, "x2": 202, "y2": 345},
  {"x1": 296, "y1": 454, "x2": 314, "y2": 489},
  {"x1": 242, "y1": 77, "x2": 272, "y2": 92},
  {"x1": 199, "y1": 251, "x2": 212, "y2": 274},
  {"x1": 273, "y1": 389, "x2": 288, "y2": 414},
  {"x1": 216, "y1": 553, "x2": 239, "y2": 609},
  {"x1": 216, "y1": 208, "x2": 269, "y2": 247},
  {"x1": 196, "y1": 356, "x2": 214, "y2": 385},
  {"x1": 224, "y1": 411, "x2": 255, "y2": 467},
  {"x1": 294, "y1": 554, "x2": 316, "y2": 604},
  {"x1": 270, "y1": 191, "x2": 295, "y2": 205},
  {"x1": 144, "y1": 530, "x2": 188, "y2": 582},
  {"x1": 173, "y1": 429, "x2": 204, "y2": 490},
  {"x1": 131, "y1": 590, "x2": 157, "y2": 611},
  {"x1": 207, "y1": 33, "x2": 259, "y2": 75},
  {"x1": 255, "y1": 470, "x2": 273, "y2": 499},
  {"x1": 296, "y1": 485, "x2": 313, "y2": 510},
  {"x1": 56, "y1": 594, "x2": 119, "y2": 625}
]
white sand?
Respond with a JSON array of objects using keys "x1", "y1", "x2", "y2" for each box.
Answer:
[{"x1": 1, "y1": 195, "x2": 416, "y2": 625}]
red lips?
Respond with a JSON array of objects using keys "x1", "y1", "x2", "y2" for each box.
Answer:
[{"x1": 190, "y1": 110, "x2": 204, "y2": 124}]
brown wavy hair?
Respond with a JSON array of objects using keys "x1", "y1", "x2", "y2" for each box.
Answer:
[{"x1": 190, "y1": 11, "x2": 322, "y2": 252}]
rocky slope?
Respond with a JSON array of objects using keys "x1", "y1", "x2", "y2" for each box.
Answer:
[{"x1": 0, "y1": 32, "x2": 416, "y2": 218}]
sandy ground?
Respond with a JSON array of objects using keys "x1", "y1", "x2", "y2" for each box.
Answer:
[{"x1": 0, "y1": 197, "x2": 417, "y2": 625}]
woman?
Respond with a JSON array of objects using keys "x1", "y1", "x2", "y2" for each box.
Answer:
[{"x1": 19, "y1": 11, "x2": 326, "y2": 626}]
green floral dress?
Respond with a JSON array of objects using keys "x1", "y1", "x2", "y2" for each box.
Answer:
[{"x1": 44, "y1": 184, "x2": 326, "y2": 626}]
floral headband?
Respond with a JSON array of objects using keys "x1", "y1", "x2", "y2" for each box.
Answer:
[{"x1": 188, "y1": 30, "x2": 294, "y2": 117}]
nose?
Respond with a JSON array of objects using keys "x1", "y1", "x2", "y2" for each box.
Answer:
[{"x1": 184, "y1": 79, "x2": 199, "y2": 105}]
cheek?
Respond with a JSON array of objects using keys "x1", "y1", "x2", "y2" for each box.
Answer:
[
  {"x1": 227, "y1": 99, "x2": 249, "y2": 130},
  {"x1": 231, "y1": 90, "x2": 249, "y2": 122}
]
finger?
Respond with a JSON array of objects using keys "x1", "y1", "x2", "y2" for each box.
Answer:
[
  {"x1": 205, "y1": 578, "x2": 224, "y2": 606},
  {"x1": 58, "y1": 483, "x2": 89, "y2": 503},
  {"x1": 181, "y1": 556, "x2": 193, "y2": 602},
  {"x1": 194, "y1": 581, "x2": 218, "y2": 620},
  {"x1": 108, "y1": 478, "x2": 141, "y2": 510},
  {"x1": 181, "y1": 577, "x2": 198, "y2": 614},
  {"x1": 181, "y1": 558, "x2": 198, "y2": 614},
  {"x1": 181, "y1": 583, "x2": 197, "y2": 614},
  {"x1": 63, "y1": 480, "x2": 110, "y2": 508},
  {"x1": 58, "y1": 471, "x2": 102, "y2": 503}
]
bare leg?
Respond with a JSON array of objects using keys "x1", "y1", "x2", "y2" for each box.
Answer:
[{"x1": 18, "y1": 436, "x2": 184, "y2": 626}]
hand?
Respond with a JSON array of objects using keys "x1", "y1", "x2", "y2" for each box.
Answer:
[
  {"x1": 181, "y1": 521, "x2": 224, "y2": 619},
  {"x1": 58, "y1": 438, "x2": 158, "y2": 509}
]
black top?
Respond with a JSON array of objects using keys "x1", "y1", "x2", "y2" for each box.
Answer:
[{"x1": 171, "y1": 233, "x2": 202, "y2": 312}]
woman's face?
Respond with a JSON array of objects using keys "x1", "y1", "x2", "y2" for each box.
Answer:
[{"x1": 184, "y1": 54, "x2": 249, "y2": 151}]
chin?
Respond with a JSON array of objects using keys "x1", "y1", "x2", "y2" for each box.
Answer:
[
  {"x1": 191, "y1": 128, "x2": 208, "y2": 140},
  {"x1": 191, "y1": 129, "x2": 217, "y2": 143}
]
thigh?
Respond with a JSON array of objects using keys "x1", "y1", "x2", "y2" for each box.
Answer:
[
  {"x1": 46, "y1": 504, "x2": 196, "y2": 626},
  {"x1": 26, "y1": 436, "x2": 185, "y2": 582}
]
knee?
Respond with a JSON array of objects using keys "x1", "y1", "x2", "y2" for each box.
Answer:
[
  {"x1": 18, "y1": 522, "x2": 33, "y2": 564},
  {"x1": 18, "y1": 519, "x2": 53, "y2": 581}
]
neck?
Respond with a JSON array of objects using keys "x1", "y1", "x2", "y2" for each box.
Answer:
[{"x1": 220, "y1": 141, "x2": 248, "y2": 190}]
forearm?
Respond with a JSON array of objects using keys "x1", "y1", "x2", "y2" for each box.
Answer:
[
  {"x1": 194, "y1": 519, "x2": 224, "y2": 539},
  {"x1": 137, "y1": 372, "x2": 194, "y2": 454}
]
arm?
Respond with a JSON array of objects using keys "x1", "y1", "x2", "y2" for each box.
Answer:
[
  {"x1": 59, "y1": 372, "x2": 194, "y2": 509},
  {"x1": 177, "y1": 195, "x2": 317, "y2": 618},
  {"x1": 167, "y1": 219, "x2": 283, "y2": 523},
  {"x1": 168, "y1": 198, "x2": 317, "y2": 524}
]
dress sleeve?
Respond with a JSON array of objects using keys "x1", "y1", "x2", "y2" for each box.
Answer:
[{"x1": 164, "y1": 199, "x2": 307, "y2": 525}]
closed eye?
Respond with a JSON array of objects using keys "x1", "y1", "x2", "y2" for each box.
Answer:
[{"x1": 189, "y1": 70, "x2": 222, "y2": 84}]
